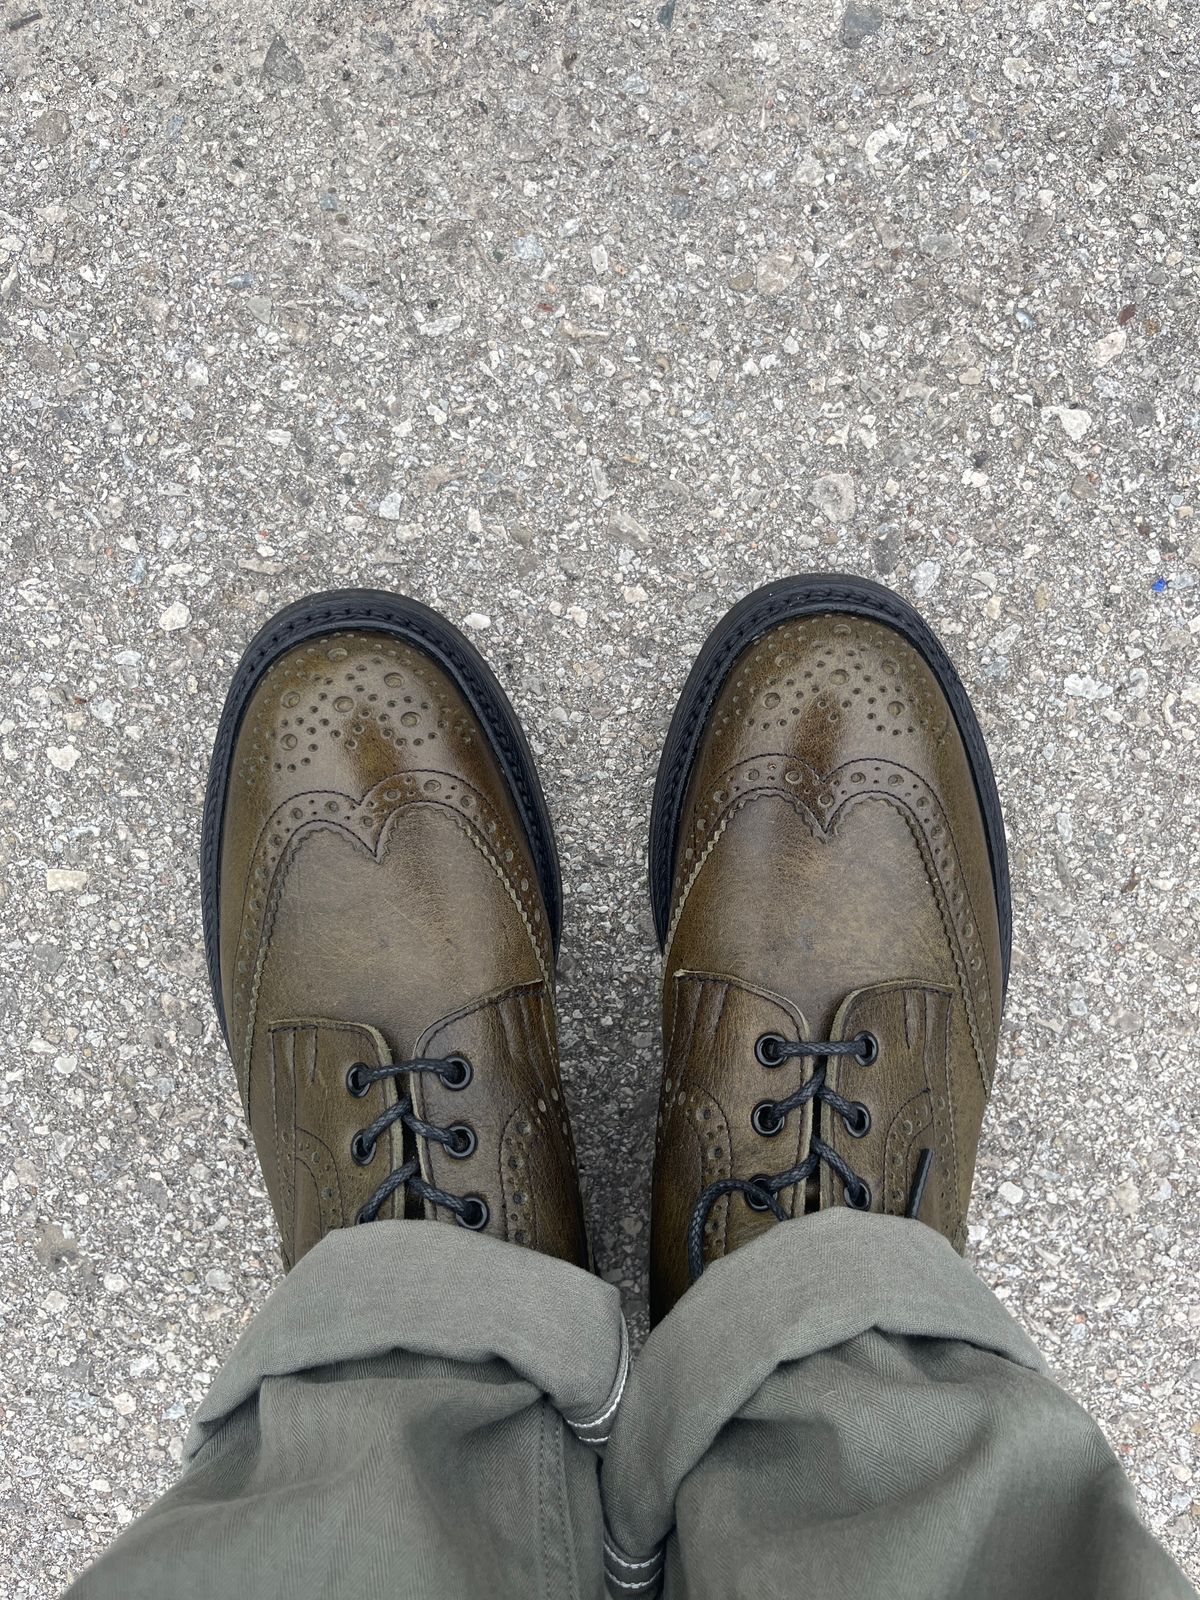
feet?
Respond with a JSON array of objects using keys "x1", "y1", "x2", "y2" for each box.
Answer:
[
  {"x1": 200, "y1": 578, "x2": 1006, "y2": 1308},
  {"x1": 203, "y1": 591, "x2": 589, "y2": 1270},
  {"x1": 648, "y1": 576, "x2": 1009, "y2": 1320}
]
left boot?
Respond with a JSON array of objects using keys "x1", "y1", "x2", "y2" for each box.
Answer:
[
  {"x1": 647, "y1": 575, "x2": 1010, "y2": 1321},
  {"x1": 201, "y1": 590, "x2": 589, "y2": 1271}
]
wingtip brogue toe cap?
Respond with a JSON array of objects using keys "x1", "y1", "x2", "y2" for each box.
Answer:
[{"x1": 230, "y1": 629, "x2": 501, "y2": 805}]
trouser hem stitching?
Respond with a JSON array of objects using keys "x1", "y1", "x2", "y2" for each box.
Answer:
[
  {"x1": 603, "y1": 1525, "x2": 664, "y2": 1596},
  {"x1": 565, "y1": 1315, "x2": 630, "y2": 1445}
]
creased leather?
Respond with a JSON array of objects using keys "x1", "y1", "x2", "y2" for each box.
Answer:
[
  {"x1": 267, "y1": 1020, "x2": 393, "y2": 1264},
  {"x1": 651, "y1": 972, "x2": 813, "y2": 1318}
]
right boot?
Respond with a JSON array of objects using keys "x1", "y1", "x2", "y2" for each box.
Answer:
[
  {"x1": 646, "y1": 574, "x2": 1009, "y2": 1321},
  {"x1": 201, "y1": 590, "x2": 589, "y2": 1270}
]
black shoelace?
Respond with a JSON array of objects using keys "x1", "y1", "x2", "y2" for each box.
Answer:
[
  {"x1": 345, "y1": 1054, "x2": 490, "y2": 1230},
  {"x1": 686, "y1": 1030, "x2": 934, "y2": 1283}
]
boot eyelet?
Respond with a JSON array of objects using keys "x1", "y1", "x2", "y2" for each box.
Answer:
[
  {"x1": 751, "y1": 1100, "x2": 785, "y2": 1137},
  {"x1": 854, "y1": 1031, "x2": 879, "y2": 1067},
  {"x1": 441, "y1": 1055, "x2": 473, "y2": 1090},
  {"x1": 744, "y1": 1173, "x2": 773, "y2": 1212},
  {"x1": 845, "y1": 1179, "x2": 872, "y2": 1210},
  {"x1": 445, "y1": 1123, "x2": 476, "y2": 1160},
  {"x1": 843, "y1": 1103, "x2": 871, "y2": 1138},
  {"x1": 456, "y1": 1195, "x2": 490, "y2": 1230},
  {"x1": 346, "y1": 1062, "x2": 372, "y2": 1097},
  {"x1": 350, "y1": 1131, "x2": 377, "y2": 1166},
  {"x1": 755, "y1": 1033, "x2": 788, "y2": 1068}
]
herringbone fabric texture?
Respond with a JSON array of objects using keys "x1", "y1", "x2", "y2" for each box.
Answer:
[
  {"x1": 602, "y1": 1212, "x2": 1194, "y2": 1599},
  {"x1": 65, "y1": 1214, "x2": 1195, "y2": 1600}
]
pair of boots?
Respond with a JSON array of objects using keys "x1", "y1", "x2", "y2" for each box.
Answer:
[{"x1": 204, "y1": 574, "x2": 1007, "y2": 1314}]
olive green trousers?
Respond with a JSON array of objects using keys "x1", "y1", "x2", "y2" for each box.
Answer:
[{"x1": 66, "y1": 1211, "x2": 1194, "y2": 1600}]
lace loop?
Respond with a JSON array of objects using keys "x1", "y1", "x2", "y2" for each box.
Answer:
[
  {"x1": 686, "y1": 1033, "x2": 888, "y2": 1283},
  {"x1": 348, "y1": 1056, "x2": 482, "y2": 1227}
]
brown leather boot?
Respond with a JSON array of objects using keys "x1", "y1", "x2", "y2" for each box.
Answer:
[
  {"x1": 647, "y1": 575, "x2": 1009, "y2": 1320},
  {"x1": 202, "y1": 590, "x2": 589, "y2": 1270}
]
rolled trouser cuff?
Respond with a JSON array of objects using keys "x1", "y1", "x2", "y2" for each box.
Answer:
[
  {"x1": 187, "y1": 1219, "x2": 627, "y2": 1461},
  {"x1": 602, "y1": 1210, "x2": 1045, "y2": 1588}
]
